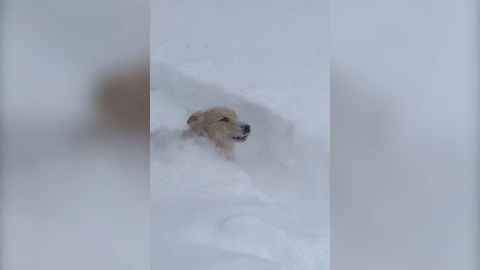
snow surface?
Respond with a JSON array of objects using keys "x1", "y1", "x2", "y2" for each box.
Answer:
[{"x1": 151, "y1": 1, "x2": 329, "y2": 269}]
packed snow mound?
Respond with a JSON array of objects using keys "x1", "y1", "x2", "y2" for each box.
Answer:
[{"x1": 151, "y1": 64, "x2": 329, "y2": 270}]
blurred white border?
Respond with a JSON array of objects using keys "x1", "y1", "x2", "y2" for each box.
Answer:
[{"x1": 331, "y1": 0, "x2": 479, "y2": 269}]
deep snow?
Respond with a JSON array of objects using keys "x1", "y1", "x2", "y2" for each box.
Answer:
[{"x1": 151, "y1": 0, "x2": 329, "y2": 269}]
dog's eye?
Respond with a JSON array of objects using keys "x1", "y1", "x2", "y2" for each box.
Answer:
[{"x1": 219, "y1": 117, "x2": 230, "y2": 122}]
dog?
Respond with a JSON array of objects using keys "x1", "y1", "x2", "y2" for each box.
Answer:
[{"x1": 186, "y1": 107, "x2": 251, "y2": 159}]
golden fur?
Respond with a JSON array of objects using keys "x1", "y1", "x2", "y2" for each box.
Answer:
[{"x1": 187, "y1": 107, "x2": 250, "y2": 159}]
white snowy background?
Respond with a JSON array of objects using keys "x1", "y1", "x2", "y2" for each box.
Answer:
[{"x1": 150, "y1": 1, "x2": 330, "y2": 269}]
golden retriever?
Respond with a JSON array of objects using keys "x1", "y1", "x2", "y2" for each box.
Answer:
[{"x1": 187, "y1": 107, "x2": 251, "y2": 159}]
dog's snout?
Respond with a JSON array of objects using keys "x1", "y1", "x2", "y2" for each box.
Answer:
[{"x1": 243, "y1": 124, "x2": 251, "y2": 134}]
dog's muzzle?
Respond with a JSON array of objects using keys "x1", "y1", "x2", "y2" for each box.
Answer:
[{"x1": 233, "y1": 124, "x2": 251, "y2": 142}]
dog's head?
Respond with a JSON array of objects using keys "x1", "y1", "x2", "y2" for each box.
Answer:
[{"x1": 187, "y1": 107, "x2": 251, "y2": 144}]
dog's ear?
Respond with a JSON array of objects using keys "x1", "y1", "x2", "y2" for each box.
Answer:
[{"x1": 187, "y1": 111, "x2": 203, "y2": 126}]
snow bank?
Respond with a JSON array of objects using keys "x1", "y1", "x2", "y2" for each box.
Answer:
[{"x1": 150, "y1": 68, "x2": 329, "y2": 269}]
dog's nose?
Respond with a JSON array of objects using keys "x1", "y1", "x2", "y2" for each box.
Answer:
[{"x1": 243, "y1": 124, "x2": 251, "y2": 134}]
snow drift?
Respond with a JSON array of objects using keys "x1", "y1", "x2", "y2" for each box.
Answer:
[{"x1": 151, "y1": 65, "x2": 329, "y2": 270}]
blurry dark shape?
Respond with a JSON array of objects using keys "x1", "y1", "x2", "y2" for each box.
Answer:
[
  {"x1": 96, "y1": 63, "x2": 150, "y2": 138},
  {"x1": 0, "y1": 0, "x2": 149, "y2": 269}
]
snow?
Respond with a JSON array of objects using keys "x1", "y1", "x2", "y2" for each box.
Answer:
[{"x1": 151, "y1": 1, "x2": 329, "y2": 269}]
